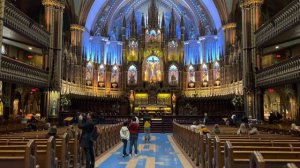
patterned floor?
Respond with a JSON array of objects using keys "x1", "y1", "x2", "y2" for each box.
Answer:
[{"x1": 96, "y1": 133, "x2": 191, "y2": 168}]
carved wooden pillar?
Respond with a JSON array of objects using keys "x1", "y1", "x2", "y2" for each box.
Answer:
[
  {"x1": 241, "y1": 0, "x2": 264, "y2": 117},
  {"x1": 70, "y1": 24, "x2": 85, "y2": 84},
  {"x1": 0, "y1": 0, "x2": 5, "y2": 70}
]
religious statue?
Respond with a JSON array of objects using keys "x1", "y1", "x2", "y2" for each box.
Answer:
[
  {"x1": 171, "y1": 72, "x2": 177, "y2": 81},
  {"x1": 202, "y1": 71, "x2": 208, "y2": 81},
  {"x1": 51, "y1": 100, "x2": 57, "y2": 116},
  {"x1": 189, "y1": 71, "x2": 195, "y2": 82},
  {"x1": 129, "y1": 72, "x2": 136, "y2": 84},
  {"x1": 99, "y1": 72, "x2": 104, "y2": 82},
  {"x1": 112, "y1": 73, "x2": 117, "y2": 83}
]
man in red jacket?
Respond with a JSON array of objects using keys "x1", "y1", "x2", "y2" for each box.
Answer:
[{"x1": 128, "y1": 117, "x2": 140, "y2": 157}]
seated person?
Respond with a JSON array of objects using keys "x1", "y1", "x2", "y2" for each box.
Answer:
[
  {"x1": 237, "y1": 123, "x2": 248, "y2": 135},
  {"x1": 190, "y1": 121, "x2": 198, "y2": 131},
  {"x1": 248, "y1": 123, "x2": 259, "y2": 135},
  {"x1": 291, "y1": 123, "x2": 300, "y2": 131},
  {"x1": 213, "y1": 124, "x2": 221, "y2": 134},
  {"x1": 44, "y1": 122, "x2": 51, "y2": 130},
  {"x1": 47, "y1": 125, "x2": 58, "y2": 138},
  {"x1": 200, "y1": 125, "x2": 210, "y2": 134},
  {"x1": 66, "y1": 125, "x2": 75, "y2": 139}
]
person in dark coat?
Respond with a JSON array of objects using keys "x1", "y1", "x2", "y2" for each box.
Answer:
[{"x1": 78, "y1": 113, "x2": 95, "y2": 168}]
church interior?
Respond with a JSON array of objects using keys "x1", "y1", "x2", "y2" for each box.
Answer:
[{"x1": 0, "y1": 0, "x2": 300, "y2": 167}]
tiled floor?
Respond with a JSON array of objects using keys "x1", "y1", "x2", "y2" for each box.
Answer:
[{"x1": 96, "y1": 133, "x2": 191, "y2": 168}]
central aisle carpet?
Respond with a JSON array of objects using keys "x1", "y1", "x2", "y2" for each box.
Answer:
[{"x1": 96, "y1": 133, "x2": 191, "y2": 168}]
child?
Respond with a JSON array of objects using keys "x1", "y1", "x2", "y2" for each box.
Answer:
[
  {"x1": 120, "y1": 122, "x2": 129, "y2": 157},
  {"x1": 144, "y1": 120, "x2": 151, "y2": 142}
]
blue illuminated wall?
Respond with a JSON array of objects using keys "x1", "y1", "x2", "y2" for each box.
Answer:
[
  {"x1": 184, "y1": 33, "x2": 224, "y2": 65},
  {"x1": 82, "y1": 32, "x2": 123, "y2": 65}
]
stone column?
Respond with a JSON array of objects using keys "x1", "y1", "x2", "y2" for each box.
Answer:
[
  {"x1": 70, "y1": 24, "x2": 85, "y2": 84},
  {"x1": 240, "y1": 0, "x2": 263, "y2": 117},
  {"x1": 0, "y1": 0, "x2": 5, "y2": 70}
]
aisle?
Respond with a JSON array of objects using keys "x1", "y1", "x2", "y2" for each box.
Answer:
[{"x1": 96, "y1": 133, "x2": 192, "y2": 168}]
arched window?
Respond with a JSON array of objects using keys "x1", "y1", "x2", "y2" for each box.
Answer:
[
  {"x1": 188, "y1": 65, "x2": 195, "y2": 83},
  {"x1": 169, "y1": 65, "x2": 178, "y2": 86},
  {"x1": 111, "y1": 65, "x2": 119, "y2": 88},
  {"x1": 213, "y1": 62, "x2": 220, "y2": 85},
  {"x1": 202, "y1": 63, "x2": 209, "y2": 82},
  {"x1": 128, "y1": 65, "x2": 137, "y2": 85},
  {"x1": 98, "y1": 64, "x2": 105, "y2": 87},
  {"x1": 86, "y1": 62, "x2": 93, "y2": 86}
]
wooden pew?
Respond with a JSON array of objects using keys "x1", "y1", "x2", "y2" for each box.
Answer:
[
  {"x1": 250, "y1": 151, "x2": 300, "y2": 168},
  {"x1": 0, "y1": 133, "x2": 70, "y2": 168},
  {"x1": 224, "y1": 141, "x2": 300, "y2": 168},
  {"x1": 213, "y1": 135, "x2": 300, "y2": 168},
  {"x1": 0, "y1": 139, "x2": 37, "y2": 168},
  {"x1": 0, "y1": 137, "x2": 57, "y2": 168}
]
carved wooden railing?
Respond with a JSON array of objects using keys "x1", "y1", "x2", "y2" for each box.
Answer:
[
  {"x1": 61, "y1": 80, "x2": 123, "y2": 97},
  {"x1": 4, "y1": 2, "x2": 50, "y2": 46},
  {"x1": 184, "y1": 81, "x2": 243, "y2": 97},
  {"x1": 256, "y1": 0, "x2": 300, "y2": 46},
  {"x1": 256, "y1": 56, "x2": 300, "y2": 87},
  {"x1": 0, "y1": 56, "x2": 49, "y2": 87}
]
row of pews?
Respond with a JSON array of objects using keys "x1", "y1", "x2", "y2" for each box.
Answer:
[
  {"x1": 0, "y1": 123, "x2": 123, "y2": 168},
  {"x1": 173, "y1": 122, "x2": 300, "y2": 168}
]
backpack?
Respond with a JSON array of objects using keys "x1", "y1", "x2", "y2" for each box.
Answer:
[{"x1": 144, "y1": 121, "x2": 151, "y2": 128}]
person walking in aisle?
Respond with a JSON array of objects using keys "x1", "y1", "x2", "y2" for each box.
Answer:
[
  {"x1": 128, "y1": 117, "x2": 140, "y2": 157},
  {"x1": 120, "y1": 122, "x2": 130, "y2": 157},
  {"x1": 144, "y1": 119, "x2": 151, "y2": 142},
  {"x1": 78, "y1": 113, "x2": 96, "y2": 168}
]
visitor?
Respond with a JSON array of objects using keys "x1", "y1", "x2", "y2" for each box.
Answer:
[
  {"x1": 291, "y1": 123, "x2": 300, "y2": 131},
  {"x1": 78, "y1": 113, "x2": 96, "y2": 168},
  {"x1": 203, "y1": 113, "x2": 209, "y2": 125},
  {"x1": 248, "y1": 123, "x2": 259, "y2": 135},
  {"x1": 190, "y1": 121, "x2": 198, "y2": 131},
  {"x1": 135, "y1": 115, "x2": 139, "y2": 124},
  {"x1": 231, "y1": 114, "x2": 237, "y2": 126},
  {"x1": 237, "y1": 123, "x2": 248, "y2": 135},
  {"x1": 120, "y1": 122, "x2": 129, "y2": 157},
  {"x1": 44, "y1": 122, "x2": 51, "y2": 130},
  {"x1": 200, "y1": 125, "x2": 210, "y2": 134},
  {"x1": 66, "y1": 125, "x2": 75, "y2": 139},
  {"x1": 47, "y1": 125, "x2": 58, "y2": 138},
  {"x1": 27, "y1": 116, "x2": 37, "y2": 131},
  {"x1": 144, "y1": 119, "x2": 151, "y2": 142},
  {"x1": 213, "y1": 124, "x2": 221, "y2": 134},
  {"x1": 128, "y1": 117, "x2": 140, "y2": 157}
]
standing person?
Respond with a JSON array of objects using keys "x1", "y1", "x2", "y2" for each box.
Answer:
[
  {"x1": 128, "y1": 117, "x2": 140, "y2": 157},
  {"x1": 144, "y1": 119, "x2": 151, "y2": 142},
  {"x1": 78, "y1": 113, "x2": 95, "y2": 168},
  {"x1": 120, "y1": 122, "x2": 130, "y2": 157}
]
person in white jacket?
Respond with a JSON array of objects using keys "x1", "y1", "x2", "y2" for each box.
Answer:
[{"x1": 120, "y1": 122, "x2": 130, "y2": 157}]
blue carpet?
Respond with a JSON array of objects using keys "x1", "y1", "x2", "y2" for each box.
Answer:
[{"x1": 97, "y1": 133, "x2": 184, "y2": 168}]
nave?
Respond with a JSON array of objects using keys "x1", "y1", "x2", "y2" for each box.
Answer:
[{"x1": 96, "y1": 133, "x2": 191, "y2": 168}]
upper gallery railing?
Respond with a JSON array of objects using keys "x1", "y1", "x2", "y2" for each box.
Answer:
[
  {"x1": 4, "y1": 2, "x2": 50, "y2": 46},
  {"x1": 0, "y1": 56, "x2": 49, "y2": 87},
  {"x1": 184, "y1": 81, "x2": 243, "y2": 97},
  {"x1": 256, "y1": 0, "x2": 300, "y2": 46},
  {"x1": 256, "y1": 56, "x2": 300, "y2": 87},
  {"x1": 61, "y1": 80, "x2": 123, "y2": 98}
]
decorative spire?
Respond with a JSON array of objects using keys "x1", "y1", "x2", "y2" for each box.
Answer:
[
  {"x1": 161, "y1": 12, "x2": 165, "y2": 29},
  {"x1": 122, "y1": 15, "x2": 126, "y2": 28},
  {"x1": 180, "y1": 15, "x2": 184, "y2": 27},
  {"x1": 130, "y1": 8, "x2": 137, "y2": 38},
  {"x1": 169, "y1": 7, "x2": 176, "y2": 39},
  {"x1": 148, "y1": 0, "x2": 159, "y2": 29},
  {"x1": 141, "y1": 13, "x2": 145, "y2": 28}
]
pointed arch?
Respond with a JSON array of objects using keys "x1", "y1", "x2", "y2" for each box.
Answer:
[
  {"x1": 169, "y1": 64, "x2": 179, "y2": 86},
  {"x1": 128, "y1": 65, "x2": 137, "y2": 85}
]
